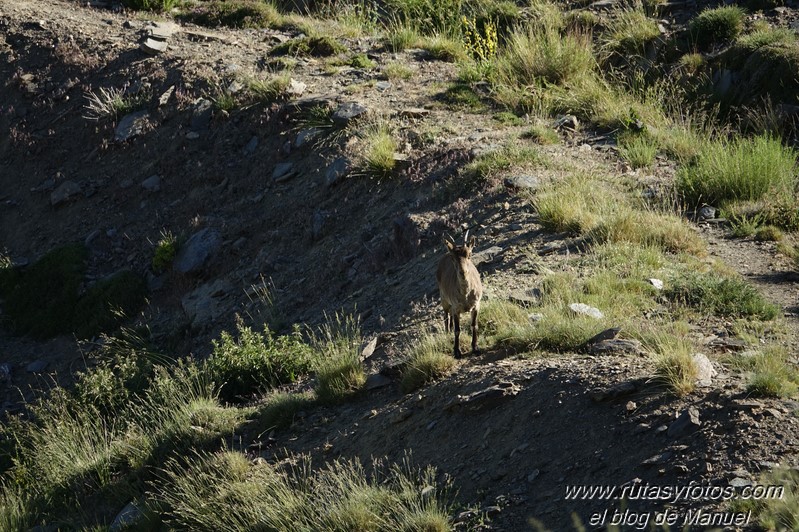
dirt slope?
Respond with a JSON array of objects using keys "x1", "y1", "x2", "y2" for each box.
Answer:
[{"x1": 2, "y1": 0, "x2": 799, "y2": 529}]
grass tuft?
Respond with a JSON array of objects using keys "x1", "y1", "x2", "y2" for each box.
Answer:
[
  {"x1": 665, "y1": 270, "x2": 779, "y2": 320},
  {"x1": 689, "y1": 6, "x2": 746, "y2": 50},
  {"x1": 400, "y1": 333, "x2": 456, "y2": 393},
  {"x1": 676, "y1": 135, "x2": 797, "y2": 208},
  {"x1": 311, "y1": 313, "x2": 366, "y2": 404}
]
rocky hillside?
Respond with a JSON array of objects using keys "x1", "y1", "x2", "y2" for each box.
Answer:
[{"x1": 2, "y1": 0, "x2": 799, "y2": 529}]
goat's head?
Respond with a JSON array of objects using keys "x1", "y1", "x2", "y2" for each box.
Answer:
[{"x1": 444, "y1": 233, "x2": 476, "y2": 260}]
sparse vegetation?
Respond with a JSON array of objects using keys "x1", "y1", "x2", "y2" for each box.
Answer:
[
  {"x1": 354, "y1": 118, "x2": 399, "y2": 178},
  {"x1": 83, "y1": 86, "x2": 147, "y2": 121},
  {"x1": 155, "y1": 451, "x2": 452, "y2": 531},
  {"x1": 179, "y1": 0, "x2": 283, "y2": 29},
  {"x1": 272, "y1": 36, "x2": 347, "y2": 57},
  {"x1": 522, "y1": 123, "x2": 560, "y2": 144}
]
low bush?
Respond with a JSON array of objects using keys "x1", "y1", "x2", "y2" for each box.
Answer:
[
  {"x1": 206, "y1": 321, "x2": 313, "y2": 403},
  {"x1": 689, "y1": 6, "x2": 745, "y2": 50},
  {"x1": 179, "y1": 0, "x2": 282, "y2": 29},
  {"x1": 665, "y1": 271, "x2": 779, "y2": 320},
  {"x1": 311, "y1": 314, "x2": 366, "y2": 404},
  {"x1": 676, "y1": 135, "x2": 797, "y2": 208}
]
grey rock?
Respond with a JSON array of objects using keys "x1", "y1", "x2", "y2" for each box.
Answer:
[
  {"x1": 243, "y1": 136, "x2": 259, "y2": 156},
  {"x1": 190, "y1": 98, "x2": 213, "y2": 131},
  {"x1": 586, "y1": 327, "x2": 621, "y2": 344},
  {"x1": 569, "y1": 303, "x2": 604, "y2": 319},
  {"x1": 26, "y1": 360, "x2": 49, "y2": 373},
  {"x1": 391, "y1": 408, "x2": 413, "y2": 424},
  {"x1": 528, "y1": 313, "x2": 544, "y2": 322},
  {"x1": 648, "y1": 278, "x2": 664, "y2": 290},
  {"x1": 471, "y1": 246, "x2": 504, "y2": 266},
  {"x1": 698, "y1": 204, "x2": 717, "y2": 221},
  {"x1": 504, "y1": 175, "x2": 539, "y2": 190},
  {"x1": 287, "y1": 78, "x2": 307, "y2": 98},
  {"x1": 85, "y1": 229, "x2": 102, "y2": 246},
  {"x1": 311, "y1": 209, "x2": 331, "y2": 240},
  {"x1": 365, "y1": 374, "x2": 392, "y2": 390},
  {"x1": 360, "y1": 337, "x2": 378, "y2": 361},
  {"x1": 0, "y1": 363, "x2": 12, "y2": 384},
  {"x1": 332, "y1": 102, "x2": 368, "y2": 125},
  {"x1": 110, "y1": 500, "x2": 144, "y2": 531},
  {"x1": 527, "y1": 469, "x2": 540, "y2": 482},
  {"x1": 325, "y1": 157, "x2": 350, "y2": 187},
  {"x1": 693, "y1": 353, "x2": 717, "y2": 387},
  {"x1": 141, "y1": 174, "x2": 161, "y2": 192},
  {"x1": 182, "y1": 279, "x2": 233, "y2": 326},
  {"x1": 119, "y1": 178, "x2": 134, "y2": 189},
  {"x1": 295, "y1": 128, "x2": 321, "y2": 148},
  {"x1": 173, "y1": 228, "x2": 221, "y2": 274},
  {"x1": 589, "y1": 381, "x2": 638, "y2": 402},
  {"x1": 729, "y1": 477, "x2": 752, "y2": 488},
  {"x1": 376, "y1": 81, "x2": 392, "y2": 91},
  {"x1": 186, "y1": 131, "x2": 200, "y2": 140},
  {"x1": 272, "y1": 162, "x2": 295, "y2": 182},
  {"x1": 509, "y1": 288, "x2": 541, "y2": 306},
  {"x1": 553, "y1": 114, "x2": 579, "y2": 131},
  {"x1": 400, "y1": 107, "x2": 430, "y2": 118},
  {"x1": 140, "y1": 36, "x2": 167, "y2": 54},
  {"x1": 115, "y1": 110, "x2": 150, "y2": 142},
  {"x1": 50, "y1": 181, "x2": 82, "y2": 206},
  {"x1": 589, "y1": 339, "x2": 644, "y2": 356},
  {"x1": 668, "y1": 407, "x2": 701, "y2": 438}
]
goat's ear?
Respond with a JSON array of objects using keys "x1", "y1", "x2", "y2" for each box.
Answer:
[
  {"x1": 444, "y1": 239, "x2": 455, "y2": 252},
  {"x1": 466, "y1": 236, "x2": 476, "y2": 249}
]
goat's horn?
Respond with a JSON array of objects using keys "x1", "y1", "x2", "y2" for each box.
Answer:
[{"x1": 463, "y1": 229, "x2": 470, "y2": 244}]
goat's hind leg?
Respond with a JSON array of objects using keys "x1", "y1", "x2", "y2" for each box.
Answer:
[
  {"x1": 471, "y1": 308, "x2": 479, "y2": 354},
  {"x1": 453, "y1": 314, "x2": 462, "y2": 359}
]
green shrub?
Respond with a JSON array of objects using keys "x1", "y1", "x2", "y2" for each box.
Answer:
[
  {"x1": 665, "y1": 271, "x2": 779, "y2": 320},
  {"x1": 206, "y1": 321, "x2": 313, "y2": 403},
  {"x1": 493, "y1": 111, "x2": 524, "y2": 126},
  {"x1": 603, "y1": 6, "x2": 661, "y2": 56},
  {"x1": 179, "y1": 0, "x2": 282, "y2": 29},
  {"x1": 438, "y1": 83, "x2": 486, "y2": 111},
  {"x1": 356, "y1": 120, "x2": 398, "y2": 178},
  {"x1": 651, "y1": 334, "x2": 697, "y2": 396},
  {"x1": 247, "y1": 75, "x2": 291, "y2": 102},
  {"x1": 420, "y1": 34, "x2": 467, "y2": 62},
  {"x1": 0, "y1": 246, "x2": 143, "y2": 339},
  {"x1": 496, "y1": 25, "x2": 595, "y2": 87},
  {"x1": 745, "y1": 347, "x2": 799, "y2": 397},
  {"x1": 688, "y1": 6, "x2": 745, "y2": 50},
  {"x1": 737, "y1": 26, "x2": 797, "y2": 52},
  {"x1": 384, "y1": 23, "x2": 420, "y2": 52},
  {"x1": 522, "y1": 124, "x2": 560, "y2": 144},
  {"x1": 255, "y1": 391, "x2": 317, "y2": 431},
  {"x1": 152, "y1": 230, "x2": 178, "y2": 273},
  {"x1": 617, "y1": 132, "x2": 658, "y2": 168},
  {"x1": 272, "y1": 36, "x2": 347, "y2": 57},
  {"x1": 0, "y1": 244, "x2": 86, "y2": 338},
  {"x1": 676, "y1": 135, "x2": 797, "y2": 207},
  {"x1": 462, "y1": 144, "x2": 543, "y2": 190},
  {"x1": 754, "y1": 225, "x2": 784, "y2": 242}
]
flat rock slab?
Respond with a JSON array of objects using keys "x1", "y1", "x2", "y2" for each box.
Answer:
[
  {"x1": 332, "y1": 102, "x2": 368, "y2": 125},
  {"x1": 365, "y1": 373, "x2": 392, "y2": 390},
  {"x1": 26, "y1": 360, "x2": 49, "y2": 373},
  {"x1": 115, "y1": 110, "x2": 150, "y2": 142},
  {"x1": 472, "y1": 246, "x2": 504, "y2": 266},
  {"x1": 504, "y1": 175, "x2": 539, "y2": 190},
  {"x1": 140, "y1": 37, "x2": 167, "y2": 55},
  {"x1": 173, "y1": 228, "x2": 221, "y2": 274},
  {"x1": 50, "y1": 180, "x2": 82, "y2": 206},
  {"x1": 446, "y1": 382, "x2": 520, "y2": 412},
  {"x1": 668, "y1": 407, "x2": 701, "y2": 438},
  {"x1": 589, "y1": 338, "x2": 644, "y2": 356},
  {"x1": 325, "y1": 157, "x2": 350, "y2": 187},
  {"x1": 182, "y1": 279, "x2": 233, "y2": 327},
  {"x1": 569, "y1": 302, "x2": 604, "y2": 319},
  {"x1": 272, "y1": 162, "x2": 295, "y2": 182}
]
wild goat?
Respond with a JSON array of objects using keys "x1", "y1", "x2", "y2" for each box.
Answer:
[{"x1": 436, "y1": 234, "x2": 483, "y2": 359}]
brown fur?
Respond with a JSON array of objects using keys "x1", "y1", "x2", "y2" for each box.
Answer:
[{"x1": 436, "y1": 235, "x2": 483, "y2": 358}]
